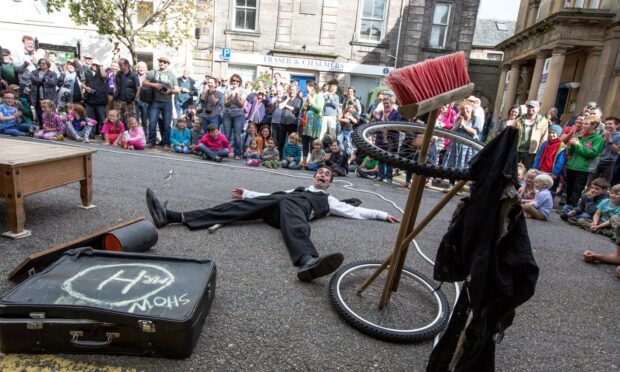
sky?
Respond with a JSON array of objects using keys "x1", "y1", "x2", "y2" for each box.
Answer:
[{"x1": 477, "y1": 0, "x2": 521, "y2": 21}]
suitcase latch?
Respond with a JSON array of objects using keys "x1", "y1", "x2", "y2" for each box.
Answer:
[
  {"x1": 138, "y1": 320, "x2": 156, "y2": 333},
  {"x1": 26, "y1": 321, "x2": 43, "y2": 330}
]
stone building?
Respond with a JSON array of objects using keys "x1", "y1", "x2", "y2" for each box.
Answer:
[
  {"x1": 468, "y1": 19, "x2": 516, "y2": 111},
  {"x1": 493, "y1": 0, "x2": 620, "y2": 122},
  {"x1": 195, "y1": 0, "x2": 480, "y2": 105}
]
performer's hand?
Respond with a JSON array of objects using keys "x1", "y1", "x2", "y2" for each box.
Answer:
[
  {"x1": 231, "y1": 188, "x2": 244, "y2": 199},
  {"x1": 386, "y1": 214, "x2": 400, "y2": 223}
]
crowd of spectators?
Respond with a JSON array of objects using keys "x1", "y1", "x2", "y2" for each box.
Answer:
[{"x1": 1, "y1": 34, "x2": 619, "y2": 277}]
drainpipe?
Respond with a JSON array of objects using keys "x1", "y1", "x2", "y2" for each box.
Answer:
[
  {"x1": 394, "y1": 0, "x2": 406, "y2": 68},
  {"x1": 211, "y1": 0, "x2": 217, "y2": 75}
]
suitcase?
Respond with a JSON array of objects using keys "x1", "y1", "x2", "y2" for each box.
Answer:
[{"x1": 0, "y1": 248, "x2": 216, "y2": 359}]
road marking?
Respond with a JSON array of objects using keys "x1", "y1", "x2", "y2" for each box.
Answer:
[{"x1": 0, "y1": 353, "x2": 142, "y2": 371}]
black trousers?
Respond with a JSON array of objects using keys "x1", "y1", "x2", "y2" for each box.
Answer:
[
  {"x1": 278, "y1": 123, "x2": 297, "y2": 156},
  {"x1": 183, "y1": 195, "x2": 318, "y2": 265},
  {"x1": 518, "y1": 152, "x2": 536, "y2": 170},
  {"x1": 566, "y1": 168, "x2": 590, "y2": 207}
]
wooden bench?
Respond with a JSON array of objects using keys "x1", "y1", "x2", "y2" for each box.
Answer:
[{"x1": 0, "y1": 138, "x2": 96, "y2": 239}]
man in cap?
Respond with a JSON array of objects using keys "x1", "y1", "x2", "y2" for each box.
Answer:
[
  {"x1": 515, "y1": 100, "x2": 549, "y2": 169},
  {"x1": 143, "y1": 55, "x2": 179, "y2": 150}
]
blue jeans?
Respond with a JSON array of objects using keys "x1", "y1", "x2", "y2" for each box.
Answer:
[
  {"x1": 338, "y1": 129, "x2": 353, "y2": 157},
  {"x1": 305, "y1": 163, "x2": 320, "y2": 171},
  {"x1": 174, "y1": 144, "x2": 190, "y2": 153},
  {"x1": 198, "y1": 144, "x2": 228, "y2": 159},
  {"x1": 0, "y1": 126, "x2": 25, "y2": 136},
  {"x1": 149, "y1": 101, "x2": 173, "y2": 146},
  {"x1": 560, "y1": 205, "x2": 591, "y2": 222},
  {"x1": 136, "y1": 101, "x2": 150, "y2": 134},
  {"x1": 200, "y1": 115, "x2": 222, "y2": 131},
  {"x1": 281, "y1": 160, "x2": 300, "y2": 169},
  {"x1": 223, "y1": 114, "x2": 245, "y2": 156}
]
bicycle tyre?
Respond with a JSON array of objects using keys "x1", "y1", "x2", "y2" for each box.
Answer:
[
  {"x1": 354, "y1": 122, "x2": 484, "y2": 181},
  {"x1": 329, "y1": 260, "x2": 449, "y2": 343}
]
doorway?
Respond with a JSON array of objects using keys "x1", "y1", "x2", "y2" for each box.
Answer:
[{"x1": 290, "y1": 75, "x2": 316, "y2": 95}]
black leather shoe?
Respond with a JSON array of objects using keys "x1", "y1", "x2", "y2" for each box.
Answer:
[
  {"x1": 297, "y1": 253, "x2": 344, "y2": 282},
  {"x1": 146, "y1": 188, "x2": 168, "y2": 228}
]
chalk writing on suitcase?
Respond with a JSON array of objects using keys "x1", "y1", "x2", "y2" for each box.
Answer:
[{"x1": 56, "y1": 263, "x2": 192, "y2": 314}]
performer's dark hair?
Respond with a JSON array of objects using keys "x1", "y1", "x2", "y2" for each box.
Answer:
[{"x1": 315, "y1": 165, "x2": 334, "y2": 182}]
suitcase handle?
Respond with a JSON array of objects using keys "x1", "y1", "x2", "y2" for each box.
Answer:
[{"x1": 70, "y1": 331, "x2": 119, "y2": 349}]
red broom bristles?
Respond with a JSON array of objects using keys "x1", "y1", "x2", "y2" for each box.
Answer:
[{"x1": 386, "y1": 52, "x2": 470, "y2": 105}]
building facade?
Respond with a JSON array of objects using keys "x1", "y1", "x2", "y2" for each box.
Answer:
[
  {"x1": 494, "y1": 0, "x2": 620, "y2": 122},
  {"x1": 468, "y1": 19, "x2": 516, "y2": 110},
  {"x1": 195, "y1": 0, "x2": 480, "y2": 105}
]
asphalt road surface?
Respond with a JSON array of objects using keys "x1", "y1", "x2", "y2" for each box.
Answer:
[{"x1": 0, "y1": 139, "x2": 617, "y2": 371}]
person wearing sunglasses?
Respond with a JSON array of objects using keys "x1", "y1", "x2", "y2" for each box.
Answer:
[
  {"x1": 143, "y1": 55, "x2": 179, "y2": 150},
  {"x1": 223, "y1": 74, "x2": 247, "y2": 159}
]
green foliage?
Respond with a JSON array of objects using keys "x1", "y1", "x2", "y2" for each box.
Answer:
[
  {"x1": 46, "y1": 0, "x2": 212, "y2": 63},
  {"x1": 254, "y1": 72, "x2": 273, "y2": 90}
]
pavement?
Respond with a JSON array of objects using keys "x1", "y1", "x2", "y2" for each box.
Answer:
[{"x1": 0, "y1": 138, "x2": 618, "y2": 371}]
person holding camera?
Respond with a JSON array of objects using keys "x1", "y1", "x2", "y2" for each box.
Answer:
[
  {"x1": 199, "y1": 75, "x2": 224, "y2": 130},
  {"x1": 175, "y1": 69, "x2": 197, "y2": 120},
  {"x1": 143, "y1": 55, "x2": 179, "y2": 150},
  {"x1": 29, "y1": 58, "x2": 58, "y2": 125},
  {"x1": 57, "y1": 59, "x2": 82, "y2": 111},
  {"x1": 82, "y1": 59, "x2": 109, "y2": 136}
]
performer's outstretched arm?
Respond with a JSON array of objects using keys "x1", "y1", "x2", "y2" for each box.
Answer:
[{"x1": 328, "y1": 196, "x2": 400, "y2": 223}]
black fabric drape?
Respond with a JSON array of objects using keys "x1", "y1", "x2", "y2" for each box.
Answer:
[{"x1": 427, "y1": 127, "x2": 539, "y2": 371}]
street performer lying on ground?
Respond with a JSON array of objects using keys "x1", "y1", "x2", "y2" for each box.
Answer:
[{"x1": 146, "y1": 165, "x2": 400, "y2": 281}]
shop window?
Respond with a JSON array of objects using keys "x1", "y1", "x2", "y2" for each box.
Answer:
[
  {"x1": 137, "y1": 0, "x2": 154, "y2": 25},
  {"x1": 359, "y1": 0, "x2": 387, "y2": 42},
  {"x1": 228, "y1": 64, "x2": 256, "y2": 84},
  {"x1": 428, "y1": 2, "x2": 452, "y2": 49},
  {"x1": 136, "y1": 52, "x2": 153, "y2": 70},
  {"x1": 233, "y1": 0, "x2": 258, "y2": 31}
]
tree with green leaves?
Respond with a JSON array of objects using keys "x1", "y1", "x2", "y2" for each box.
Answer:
[{"x1": 46, "y1": 0, "x2": 212, "y2": 65}]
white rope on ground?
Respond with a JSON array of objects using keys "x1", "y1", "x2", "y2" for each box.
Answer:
[{"x1": 25, "y1": 136, "x2": 459, "y2": 341}]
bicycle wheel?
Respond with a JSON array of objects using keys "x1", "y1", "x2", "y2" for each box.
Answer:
[
  {"x1": 354, "y1": 122, "x2": 484, "y2": 181},
  {"x1": 329, "y1": 260, "x2": 449, "y2": 343}
]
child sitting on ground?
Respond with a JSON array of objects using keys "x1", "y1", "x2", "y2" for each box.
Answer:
[
  {"x1": 325, "y1": 139, "x2": 349, "y2": 176},
  {"x1": 244, "y1": 138, "x2": 262, "y2": 167},
  {"x1": 198, "y1": 124, "x2": 231, "y2": 162},
  {"x1": 189, "y1": 119, "x2": 204, "y2": 155},
  {"x1": 282, "y1": 132, "x2": 302, "y2": 169},
  {"x1": 577, "y1": 183, "x2": 620, "y2": 238},
  {"x1": 171, "y1": 116, "x2": 191, "y2": 154},
  {"x1": 305, "y1": 138, "x2": 326, "y2": 171},
  {"x1": 64, "y1": 104, "x2": 95, "y2": 142},
  {"x1": 262, "y1": 138, "x2": 280, "y2": 169},
  {"x1": 521, "y1": 173, "x2": 554, "y2": 221},
  {"x1": 518, "y1": 168, "x2": 540, "y2": 202},
  {"x1": 120, "y1": 117, "x2": 146, "y2": 150},
  {"x1": 561, "y1": 178, "x2": 609, "y2": 222},
  {"x1": 517, "y1": 163, "x2": 526, "y2": 188},
  {"x1": 356, "y1": 155, "x2": 379, "y2": 179},
  {"x1": 34, "y1": 100, "x2": 64, "y2": 140},
  {"x1": 101, "y1": 109, "x2": 125, "y2": 146}
]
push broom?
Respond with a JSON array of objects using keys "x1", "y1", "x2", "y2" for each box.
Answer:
[{"x1": 360, "y1": 52, "x2": 474, "y2": 309}]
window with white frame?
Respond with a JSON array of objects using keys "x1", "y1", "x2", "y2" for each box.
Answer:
[
  {"x1": 137, "y1": 0, "x2": 154, "y2": 25},
  {"x1": 429, "y1": 2, "x2": 452, "y2": 49},
  {"x1": 233, "y1": 0, "x2": 258, "y2": 31},
  {"x1": 359, "y1": 0, "x2": 387, "y2": 42}
]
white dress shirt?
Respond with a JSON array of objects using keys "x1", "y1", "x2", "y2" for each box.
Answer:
[{"x1": 242, "y1": 185, "x2": 389, "y2": 221}]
